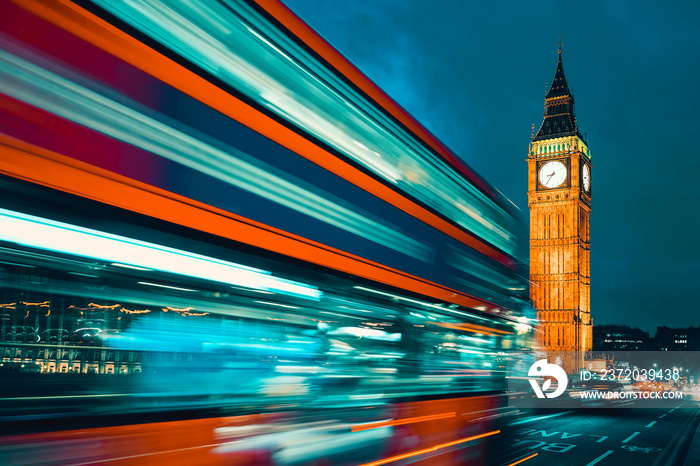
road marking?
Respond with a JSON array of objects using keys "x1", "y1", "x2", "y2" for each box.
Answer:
[
  {"x1": 622, "y1": 432, "x2": 640, "y2": 443},
  {"x1": 585, "y1": 450, "x2": 614, "y2": 466},
  {"x1": 645, "y1": 421, "x2": 656, "y2": 428},
  {"x1": 659, "y1": 414, "x2": 666, "y2": 419},
  {"x1": 509, "y1": 411, "x2": 573, "y2": 426},
  {"x1": 621, "y1": 445, "x2": 661, "y2": 453}
]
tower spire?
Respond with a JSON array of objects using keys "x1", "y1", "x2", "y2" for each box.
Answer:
[{"x1": 532, "y1": 47, "x2": 580, "y2": 141}]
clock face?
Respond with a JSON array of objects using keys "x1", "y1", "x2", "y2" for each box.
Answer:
[
  {"x1": 582, "y1": 164, "x2": 591, "y2": 192},
  {"x1": 538, "y1": 160, "x2": 567, "y2": 189}
]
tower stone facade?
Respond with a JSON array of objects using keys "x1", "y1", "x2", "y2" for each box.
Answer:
[{"x1": 528, "y1": 47, "x2": 592, "y2": 373}]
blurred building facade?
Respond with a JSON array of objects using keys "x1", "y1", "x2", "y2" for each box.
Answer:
[
  {"x1": 652, "y1": 326, "x2": 700, "y2": 351},
  {"x1": 592, "y1": 324, "x2": 650, "y2": 351},
  {"x1": 528, "y1": 45, "x2": 593, "y2": 373}
]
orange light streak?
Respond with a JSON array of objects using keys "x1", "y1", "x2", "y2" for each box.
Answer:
[
  {"x1": 351, "y1": 412, "x2": 456, "y2": 432},
  {"x1": 437, "y1": 321, "x2": 513, "y2": 336},
  {"x1": 164, "y1": 306, "x2": 194, "y2": 312},
  {"x1": 88, "y1": 303, "x2": 121, "y2": 309},
  {"x1": 506, "y1": 452, "x2": 539, "y2": 466},
  {"x1": 21, "y1": 301, "x2": 50, "y2": 307},
  {"x1": 356, "y1": 430, "x2": 500, "y2": 466},
  {"x1": 11, "y1": 0, "x2": 512, "y2": 270},
  {"x1": 120, "y1": 308, "x2": 151, "y2": 314},
  {"x1": 0, "y1": 134, "x2": 500, "y2": 313}
]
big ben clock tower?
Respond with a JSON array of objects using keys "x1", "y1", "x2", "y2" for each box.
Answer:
[{"x1": 528, "y1": 45, "x2": 592, "y2": 373}]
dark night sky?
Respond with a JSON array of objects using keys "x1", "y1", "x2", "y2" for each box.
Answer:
[{"x1": 283, "y1": 0, "x2": 700, "y2": 334}]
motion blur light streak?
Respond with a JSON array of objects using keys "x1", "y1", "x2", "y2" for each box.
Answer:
[
  {"x1": 505, "y1": 452, "x2": 539, "y2": 466},
  {"x1": 111, "y1": 263, "x2": 152, "y2": 271},
  {"x1": 437, "y1": 321, "x2": 513, "y2": 336},
  {"x1": 88, "y1": 0, "x2": 517, "y2": 256},
  {"x1": 10, "y1": 0, "x2": 516, "y2": 267},
  {"x1": 0, "y1": 260, "x2": 35, "y2": 268},
  {"x1": 137, "y1": 282, "x2": 197, "y2": 292},
  {"x1": 0, "y1": 40, "x2": 429, "y2": 261},
  {"x1": 253, "y1": 301, "x2": 302, "y2": 309},
  {"x1": 356, "y1": 430, "x2": 501, "y2": 466},
  {"x1": 351, "y1": 412, "x2": 457, "y2": 432},
  {"x1": 0, "y1": 207, "x2": 322, "y2": 300},
  {"x1": 353, "y1": 286, "x2": 450, "y2": 311},
  {"x1": 67, "y1": 443, "x2": 224, "y2": 466},
  {"x1": 0, "y1": 1, "x2": 530, "y2": 464},
  {"x1": 0, "y1": 111, "x2": 505, "y2": 312}
]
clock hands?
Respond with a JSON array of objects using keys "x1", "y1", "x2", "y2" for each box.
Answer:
[{"x1": 540, "y1": 161, "x2": 566, "y2": 188}]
